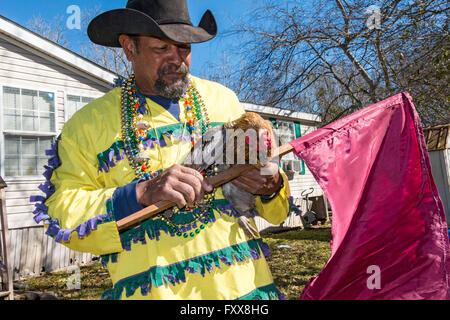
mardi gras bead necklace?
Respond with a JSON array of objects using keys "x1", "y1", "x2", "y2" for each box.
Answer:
[
  {"x1": 160, "y1": 166, "x2": 218, "y2": 238},
  {"x1": 120, "y1": 74, "x2": 216, "y2": 238}
]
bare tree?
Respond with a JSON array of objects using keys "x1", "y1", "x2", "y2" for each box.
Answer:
[
  {"x1": 216, "y1": 0, "x2": 449, "y2": 127},
  {"x1": 27, "y1": 15, "x2": 69, "y2": 48},
  {"x1": 77, "y1": 7, "x2": 132, "y2": 78},
  {"x1": 199, "y1": 53, "x2": 249, "y2": 97},
  {"x1": 26, "y1": 7, "x2": 132, "y2": 78}
]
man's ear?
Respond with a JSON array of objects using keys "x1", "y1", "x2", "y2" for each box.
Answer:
[{"x1": 119, "y1": 34, "x2": 138, "y2": 62}]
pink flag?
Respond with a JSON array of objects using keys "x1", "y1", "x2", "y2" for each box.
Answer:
[{"x1": 291, "y1": 92, "x2": 450, "y2": 300}]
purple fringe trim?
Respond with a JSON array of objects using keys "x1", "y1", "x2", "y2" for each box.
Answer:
[
  {"x1": 30, "y1": 137, "x2": 60, "y2": 225},
  {"x1": 98, "y1": 149, "x2": 126, "y2": 173},
  {"x1": 44, "y1": 209, "x2": 113, "y2": 242},
  {"x1": 259, "y1": 241, "x2": 271, "y2": 258},
  {"x1": 288, "y1": 196, "x2": 302, "y2": 216},
  {"x1": 119, "y1": 202, "x2": 239, "y2": 252},
  {"x1": 98, "y1": 132, "x2": 191, "y2": 173},
  {"x1": 142, "y1": 132, "x2": 191, "y2": 151},
  {"x1": 138, "y1": 95, "x2": 148, "y2": 115},
  {"x1": 215, "y1": 203, "x2": 241, "y2": 218},
  {"x1": 103, "y1": 201, "x2": 271, "y2": 267},
  {"x1": 30, "y1": 136, "x2": 115, "y2": 243}
]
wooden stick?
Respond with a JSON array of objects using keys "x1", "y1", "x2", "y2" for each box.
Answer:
[
  {"x1": 117, "y1": 164, "x2": 254, "y2": 231},
  {"x1": 116, "y1": 143, "x2": 296, "y2": 232},
  {"x1": 270, "y1": 143, "x2": 294, "y2": 160}
]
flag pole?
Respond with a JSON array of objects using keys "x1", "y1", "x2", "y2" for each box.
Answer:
[{"x1": 116, "y1": 143, "x2": 295, "y2": 232}]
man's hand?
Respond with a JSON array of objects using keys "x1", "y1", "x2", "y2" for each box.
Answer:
[
  {"x1": 136, "y1": 164, "x2": 213, "y2": 208},
  {"x1": 231, "y1": 162, "x2": 282, "y2": 196}
]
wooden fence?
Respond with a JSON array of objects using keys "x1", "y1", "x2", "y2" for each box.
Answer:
[{"x1": 0, "y1": 225, "x2": 94, "y2": 281}]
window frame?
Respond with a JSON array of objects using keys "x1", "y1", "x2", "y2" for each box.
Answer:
[
  {"x1": 64, "y1": 91, "x2": 100, "y2": 122},
  {"x1": 267, "y1": 117, "x2": 306, "y2": 175},
  {"x1": 274, "y1": 119, "x2": 297, "y2": 161},
  {"x1": 0, "y1": 81, "x2": 59, "y2": 181},
  {"x1": 3, "y1": 135, "x2": 54, "y2": 178}
]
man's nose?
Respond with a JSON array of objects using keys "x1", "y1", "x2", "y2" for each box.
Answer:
[{"x1": 167, "y1": 45, "x2": 187, "y2": 64}]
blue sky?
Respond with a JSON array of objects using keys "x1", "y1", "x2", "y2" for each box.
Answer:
[{"x1": 1, "y1": 0, "x2": 258, "y2": 76}]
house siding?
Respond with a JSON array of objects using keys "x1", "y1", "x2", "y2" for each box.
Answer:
[
  {"x1": 429, "y1": 149, "x2": 450, "y2": 226},
  {"x1": 0, "y1": 35, "x2": 110, "y2": 228},
  {"x1": 0, "y1": 30, "x2": 111, "y2": 280},
  {"x1": 241, "y1": 105, "x2": 327, "y2": 232}
]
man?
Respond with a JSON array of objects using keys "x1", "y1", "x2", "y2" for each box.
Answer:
[{"x1": 31, "y1": 0, "x2": 290, "y2": 300}]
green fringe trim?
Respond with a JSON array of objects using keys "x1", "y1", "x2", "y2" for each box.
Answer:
[
  {"x1": 105, "y1": 199, "x2": 116, "y2": 223},
  {"x1": 101, "y1": 252, "x2": 118, "y2": 266},
  {"x1": 144, "y1": 122, "x2": 224, "y2": 141},
  {"x1": 236, "y1": 283, "x2": 286, "y2": 300},
  {"x1": 96, "y1": 122, "x2": 225, "y2": 173},
  {"x1": 97, "y1": 141, "x2": 125, "y2": 172},
  {"x1": 146, "y1": 123, "x2": 187, "y2": 141},
  {"x1": 101, "y1": 238, "x2": 268, "y2": 300},
  {"x1": 118, "y1": 198, "x2": 239, "y2": 251}
]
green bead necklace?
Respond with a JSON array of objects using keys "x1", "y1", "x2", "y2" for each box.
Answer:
[
  {"x1": 120, "y1": 74, "x2": 217, "y2": 239},
  {"x1": 161, "y1": 165, "x2": 219, "y2": 238}
]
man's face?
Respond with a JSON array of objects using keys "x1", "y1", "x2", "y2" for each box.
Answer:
[{"x1": 122, "y1": 35, "x2": 192, "y2": 98}]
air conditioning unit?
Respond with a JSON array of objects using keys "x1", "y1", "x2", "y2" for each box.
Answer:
[
  {"x1": 282, "y1": 159, "x2": 302, "y2": 172},
  {"x1": 281, "y1": 160, "x2": 287, "y2": 171},
  {"x1": 282, "y1": 160, "x2": 294, "y2": 172},
  {"x1": 292, "y1": 160, "x2": 302, "y2": 172},
  {"x1": 281, "y1": 160, "x2": 295, "y2": 180}
]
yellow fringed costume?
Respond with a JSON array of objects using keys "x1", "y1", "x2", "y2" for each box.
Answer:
[{"x1": 31, "y1": 76, "x2": 290, "y2": 300}]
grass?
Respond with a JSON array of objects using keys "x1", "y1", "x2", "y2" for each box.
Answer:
[
  {"x1": 16, "y1": 225, "x2": 331, "y2": 300},
  {"x1": 15, "y1": 262, "x2": 113, "y2": 300},
  {"x1": 263, "y1": 225, "x2": 332, "y2": 300}
]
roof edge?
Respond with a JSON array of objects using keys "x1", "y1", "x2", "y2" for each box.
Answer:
[
  {"x1": 0, "y1": 14, "x2": 118, "y2": 86},
  {"x1": 242, "y1": 102, "x2": 322, "y2": 123}
]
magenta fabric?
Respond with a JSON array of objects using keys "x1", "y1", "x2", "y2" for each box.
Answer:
[{"x1": 291, "y1": 92, "x2": 450, "y2": 300}]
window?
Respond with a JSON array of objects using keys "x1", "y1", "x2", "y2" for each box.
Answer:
[
  {"x1": 66, "y1": 95, "x2": 94, "y2": 120},
  {"x1": 3, "y1": 87, "x2": 55, "y2": 132},
  {"x1": 276, "y1": 120, "x2": 296, "y2": 160},
  {"x1": 269, "y1": 118, "x2": 306, "y2": 175},
  {"x1": 1, "y1": 86, "x2": 57, "y2": 178},
  {"x1": 4, "y1": 136, "x2": 52, "y2": 177}
]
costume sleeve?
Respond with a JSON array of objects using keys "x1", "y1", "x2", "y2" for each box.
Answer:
[
  {"x1": 32, "y1": 130, "x2": 124, "y2": 256},
  {"x1": 112, "y1": 180, "x2": 144, "y2": 221},
  {"x1": 254, "y1": 170, "x2": 291, "y2": 226}
]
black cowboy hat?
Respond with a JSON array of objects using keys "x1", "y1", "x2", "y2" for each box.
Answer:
[{"x1": 87, "y1": 0, "x2": 217, "y2": 47}]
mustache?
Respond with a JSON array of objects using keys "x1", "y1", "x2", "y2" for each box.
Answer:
[{"x1": 158, "y1": 63, "x2": 189, "y2": 77}]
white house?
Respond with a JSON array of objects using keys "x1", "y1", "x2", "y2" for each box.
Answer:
[
  {"x1": 0, "y1": 15, "x2": 325, "y2": 280},
  {"x1": 0, "y1": 15, "x2": 116, "y2": 280},
  {"x1": 423, "y1": 124, "x2": 450, "y2": 227},
  {"x1": 242, "y1": 103, "x2": 326, "y2": 232}
]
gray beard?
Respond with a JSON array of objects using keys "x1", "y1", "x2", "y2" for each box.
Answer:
[{"x1": 154, "y1": 63, "x2": 190, "y2": 99}]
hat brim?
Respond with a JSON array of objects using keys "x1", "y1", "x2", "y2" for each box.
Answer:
[{"x1": 88, "y1": 8, "x2": 217, "y2": 47}]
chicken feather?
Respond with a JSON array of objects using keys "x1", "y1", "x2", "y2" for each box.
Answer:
[{"x1": 182, "y1": 112, "x2": 277, "y2": 238}]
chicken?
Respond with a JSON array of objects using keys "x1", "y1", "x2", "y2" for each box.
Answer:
[{"x1": 182, "y1": 112, "x2": 277, "y2": 238}]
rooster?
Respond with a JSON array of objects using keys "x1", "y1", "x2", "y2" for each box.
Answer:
[{"x1": 182, "y1": 112, "x2": 277, "y2": 238}]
